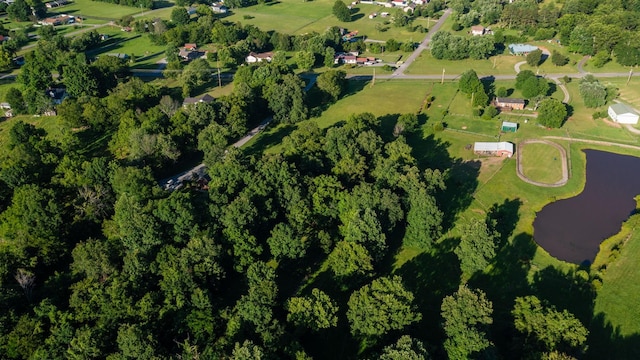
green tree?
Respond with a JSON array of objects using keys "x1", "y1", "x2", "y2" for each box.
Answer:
[
  {"x1": 347, "y1": 276, "x2": 421, "y2": 340},
  {"x1": 537, "y1": 98, "x2": 567, "y2": 128},
  {"x1": 459, "y1": 69, "x2": 481, "y2": 95},
  {"x1": 63, "y1": 53, "x2": 98, "y2": 98},
  {"x1": 287, "y1": 288, "x2": 339, "y2": 331},
  {"x1": 317, "y1": 69, "x2": 347, "y2": 102},
  {"x1": 198, "y1": 123, "x2": 229, "y2": 168},
  {"x1": 441, "y1": 285, "x2": 494, "y2": 360},
  {"x1": 7, "y1": 0, "x2": 30, "y2": 21},
  {"x1": 512, "y1": 295, "x2": 588, "y2": 353},
  {"x1": 5, "y1": 87, "x2": 26, "y2": 114},
  {"x1": 294, "y1": 50, "x2": 316, "y2": 71},
  {"x1": 455, "y1": 219, "x2": 499, "y2": 275},
  {"x1": 333, "y1": 0, "x2": 351, "y2": 22},
  {"x1": 551, "y1": 50, "x2": 569, "y2": 66},
  {"x1": 267, "y1": 222, "x2": 308, "y2": 260},
  {"x1": 526, "y1": 49, "x2": 543, "y2": 67},
  {"x1": 0, "y1": 47, "x2": 12, "y2": 70},
  {"x1": 403, "y1": 186, "x2": 443, "y2": 249},
  {"x1": 578, "y1": 75, "x2": 607, "y2": 108},
  {"x1": 171, "y1": 7, "x2": 190, "y2": 25},
  {"x1": 323, "y1": 46, "x2": 336, "y2": 68},
  {"x1": 263, "y1": 73, "x2": 308, "y2": 124},
  {"x1": 327, "y1": 240, "x2": 374, "y2": 279},
  {"x1": 394, "y1": 113, "x2": 419, "y2": 136},
  {"x1": 379, "y1": 335, "x2": 430, "y2": 360}
]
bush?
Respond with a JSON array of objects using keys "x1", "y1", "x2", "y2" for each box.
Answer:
[
  {"x1": 433, "y1": 121, "x2": 445, "y2": 131},
  {"x1": 592, "y1": 111, "x2": 608, "y2": 119},
  {"x1": 496, "y1": 87, "x2": 508, "y2": 97},
  {"x1": 533, "y1": 28, "x2": 555, "y2": 40},
  {"x1": 482, "y1": 106, "x2": 498, "y2": 119},
  {"x1": 551, "y1": 50, "x2": 569, "y2": 66},
  {"x1": 382, "y1": 64, "x2": 395, "y2": 71},
  {"x1": 472, "y1": 108, "x2": 482, "y2": 116},
  {"x1": 451, "y1": 22, "x2": 462, "y2": 31}
]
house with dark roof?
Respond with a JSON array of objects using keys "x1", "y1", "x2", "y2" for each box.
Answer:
[
  {"x1": 245, "y1": 52, "x2": 273, "y2": 63},
  {"x1": 183, "y1": 94, "x2": 215, "y2": 107}
]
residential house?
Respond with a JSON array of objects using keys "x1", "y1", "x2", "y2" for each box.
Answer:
[
  {"x1": 187, "y1": 6, "x2": 197, "y2": 15},
  {"x1": 46, "y1": 87, "x2": 68, "y2": 105},
  {"x1": 473, "y1": 142, "x2": 515, "y2": 157},
  {"x1": 608, "y1": 103, "x2": 640, "y2": 124},
  {"x1": 245, "y1": 51, "x2": 273, "y2": 63},
  {"x1": 471, "y1": 25, "x2": 486, "y2": 36},
  {"x1": 179, "y1": 46, "x2": 204, "y2": 61},
  {"x1": 184, "y1": 43, "x2": 197, "y2": 51},
  {"x1": 508, "y1": 43, "x2": 538, "y2": 55},
  {"x1": 403, "y1": 3, "x2": 416, "y2": 12},
  {"x1": 391, "y1": 0, "x2": 406, "y2": 6},
  {"x1": 183, "y1": 94, "x2": 215, "y2": 107},
  {"x1": 495, "y1": 97, "x2": 526, "y2": 110},
  {"x1": 369, "y1": 13, "x2": 377, "y2": 19},
  {"x1": 211, "y1": 3, "x2": 228, "y2": 13},
  {"x1": 38, "y1": 14, "x2": 75, "y2": 26}
]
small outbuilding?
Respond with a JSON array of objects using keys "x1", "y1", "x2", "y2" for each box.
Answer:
[
  {"x1": 495, "y1": 97, "x2": 525, "y2": 110},
  {"x1": 474, "y1": 142, "x2": 515, "y2": 157},
  {"x1": 508, "y1": 44, "x2": 538, "y2": 56},
  {"x1": 501, "y1": 121, "x2": 518, "y2": 132},
  {"x1": 608, "y1": 103, "x2": 639, "y2": 124}
]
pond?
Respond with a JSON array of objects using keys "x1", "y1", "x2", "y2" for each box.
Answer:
[{"x1": 533, "y1": 150, "x2": 640, "y2": 264}]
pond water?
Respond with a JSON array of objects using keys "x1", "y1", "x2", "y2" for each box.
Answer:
[{"x1": 533, "y1": 150, "x2": 640, "y2": 264}]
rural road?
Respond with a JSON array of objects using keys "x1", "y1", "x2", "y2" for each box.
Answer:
[
  {"x1": 544, "y1": 136, "x2": 640, "y2": 151},
  {"x1": 159, "y1": 116, "x2": 272, "y2": 189},
  {"x1": 391, "y1": 8, "x2": 452, "y2": 78}
]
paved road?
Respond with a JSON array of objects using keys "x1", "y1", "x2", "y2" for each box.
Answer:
[
  {"x1": 159, "y1": 117, "x2": 273, "y2": 189},
  {"x1": 391, "y1": 8, "x2": 452, "y2": 77}
]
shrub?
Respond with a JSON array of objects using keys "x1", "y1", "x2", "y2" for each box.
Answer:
[
  {"x1": 451, "y1": 22, "x2": 462, "y2": 31},
  {"x1": 472, "y1": 108, "x2": 482, "y2": 116},
  {"x1": 433, "y1": 121, "x2": 445, "y2": 131},
  {"x1": 482, "y1": 106, "x2": 498, "y2": 119},
  {"x1": 496, "y1": 87, "x2": 508, "y2": 97}
]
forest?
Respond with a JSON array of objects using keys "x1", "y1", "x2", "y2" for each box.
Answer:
[{"x1": 1, "y1": 0, "x2": 639, "y2": 358}]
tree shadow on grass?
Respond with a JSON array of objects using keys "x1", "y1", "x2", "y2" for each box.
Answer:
[
  {"x1": 468, "y1": 232, "x2": 538, "y2": 358},
  {"x1": 439, "y1": 159, "x2": 481, "y2": 231},
  {"x1": 395, "y1": 237, "x2": 461, "y2": 350},
  {"x1": 487, "y1": 198, "x2": 523, "y2": 249},
  {"x1": 586, "y1": 313, "x2": 640, "y2": 359}
]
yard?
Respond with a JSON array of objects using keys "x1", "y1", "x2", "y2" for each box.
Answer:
[
  {"x1": 48, "y1": 0, "x2": 143, "y2": 21},
  {"x1": 519, "y1": 142, "x2": 564, "y2": 184},
  {"x1": 404, "y1": 52, "x2": 521, "y2": 76},
  {"x1": 222, "y1": 0, "x2": 429, "y2": 43}
]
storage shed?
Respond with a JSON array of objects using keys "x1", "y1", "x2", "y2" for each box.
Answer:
[
  {"x1": 608, "y1": 103, "x2": 639, "y2": 124},
  {"x1": 501, "y1": 121, "x2": 518, "y2": 132}
]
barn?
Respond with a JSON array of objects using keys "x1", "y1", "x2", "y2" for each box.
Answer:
[
  {"x1": 608, "y1": 103, "x2": 639, "y2": 124},
  {"x1": 474, "y1": 142, "x2": 515, "y2": 157}
]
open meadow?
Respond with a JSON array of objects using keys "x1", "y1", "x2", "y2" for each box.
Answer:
[
  {"x1": 48, "y1": 0, "x2": 143, "y2": 20},
  {"x1": 222, "y1": 0, "x2": 429, "y2": 42}
]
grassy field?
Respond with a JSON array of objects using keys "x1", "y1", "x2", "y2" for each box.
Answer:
[
  {"x1": 86, "y1": 27, "x2": 166, "y2": 67},
  {"x1": 519, "y1": 142, "x2": 564, "y2": 183},
  {"x1": 48, "y1": 0, "x2": 142, "y2": 20},
  {"x1": 405, "y1": 52, "x2": 521, "y2": 76},
  {"x1": 222, "y1": 0, "x2": 429, "y2": 42}
]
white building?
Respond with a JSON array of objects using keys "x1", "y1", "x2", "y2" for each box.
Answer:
[
  {"x1": 473, "y1": 142, "x2": 515, "y2": 157},
  {"x1": 608, "y1": 103, "x2": 640, "y2": 124}
]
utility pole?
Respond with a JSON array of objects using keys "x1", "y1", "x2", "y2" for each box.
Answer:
[
  {"x1": 627, "y1": 67, "x2": 633, "y2": 85},
  {"x1": 217, "y1": 59, "x2": 222, "y2": 88},
  {"x1": 471, "y1": 92, "x2": 475, "y2": 107},
  {"x1": 441, "y1": 68, "x2": 445, "y2": 84},
  {"x1": 371, "y1": 68, "x2": 375, "y2": 87}
]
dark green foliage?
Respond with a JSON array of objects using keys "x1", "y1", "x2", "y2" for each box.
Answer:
[
  {"x1": 482, "y1": 105, "x2": 498, "y2": 119},
  {"x1": 171, "y1": 7, "x2": 190, "y2": 25},
  {"x1": 512, "y1": 296, "x2": 588, "y2": 354},
  {"x1": 379, "y1": 335, "x2": 430, "y2": 360},
  {"x1": 455, "y1": 219, "x2": 498, "y2": 275},
  {"x1": 5, "y1": 88, "x2": 26, "y2": 115},
  {"x1": 333, "y1": 0, "x2": 352, "y2": 22},
  {"x1": 347, "y1": 276, "x2": 421, "y2": 339},
  {"x1": 317, "y1": 69, "x2": 347, "y2": 102},
  {"x1": 551, "y1": 50, "x2": 569, "y2": 66},
  {"x1": 526, "y1": 49, "x2": 543, "y2": 67},
  {"x1": 287, "y1": 288, "x2": 339, "y2": 331},
  {"x1": 7, "y1": 0, "x2": 30, "y2": 21},
  {"x1": 516, "y1": 70, "x2": 549, "y2": 98},
  {"x1": 537, "y1": 98, "x2": 567, "y2": 128},
  {"x1": 441, "y1": 285, "x2": 494, "y2": 359}
]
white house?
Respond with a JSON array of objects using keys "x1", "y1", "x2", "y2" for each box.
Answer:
[
  {"x1": 608, "y1": 103, "x2": 640, "y2": 124},
  {"x1": 471, "y1": 25, "x2": 486, "y2": 36},
  {"x1": 473, "y1": 142, "x2": 515, "y2": 157},
  {"x1": 245, "y1": 52, "x2": 273, "y2": 63}
]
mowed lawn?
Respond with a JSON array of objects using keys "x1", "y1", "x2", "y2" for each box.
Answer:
[
  {"x1": 49, "y1": 0, "x2": 142, "y2": 20},
  {"x1": 223, "y1": 0, "x2": 429, "y2": 42},
  {"x1": 519, "y1": 142, "x2": 564, "y2": 184},
  {"x1": 405, "y1": 52, "x2": 521, "y2": 76},
  {"x1": 593, "y1": 216, "x2": 640, "y2": 335}
]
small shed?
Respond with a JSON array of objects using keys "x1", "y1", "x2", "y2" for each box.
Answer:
[
  {"x1": 608, "y1": 103, "x2": 639, "y2": 124},
  {"x1": 501, "y1": 121, "x2": 518, "y2": 132},
  {"x1": 474, "y1": 142, "x2": 515, "y2": 157}
]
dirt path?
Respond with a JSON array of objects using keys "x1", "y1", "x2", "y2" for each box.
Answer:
[
  {"x1": 544, "y1": 136, "x2": 640, "y2": 151},
  {"x1": 553, "y1": 78, "x2": 571, "y2": 103},
  {"x1": 517, "y1": 139, "x2": 569, "y2": 187}
]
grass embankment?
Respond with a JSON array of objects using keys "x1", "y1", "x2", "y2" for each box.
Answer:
[
  {"x1": 49, "y1": 0, "x2": 142, "y2": 20},
  {"x1": 519, "y1": 142, "x2": 564, "y2": 184}
]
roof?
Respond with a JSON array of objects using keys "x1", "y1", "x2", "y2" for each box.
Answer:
[
  {"x1": 184, "y1": 43, "x2": 197, "y2": 49},
  {"x1": 248, "y1": 52, "x2": 273, "y2": 59},
  {"x1": 183, "y1": 94, "x2": 215, "y2": 105},
  {"x1": 609, "y1": 103, "x2": 639, "y2": 116},
  {"x1": 496, "y1": 97, "x2": 525, "y2": 104},
  {"x1": 508, "y1": 44, "x2": 538, "y2": 54},
  {"x1": 474, "y1": 142, "x2": 515, "y2": 153},
  {"x1": 471, "y1": 25, "x2": 485, "y2": 32},
  {"x1": 502, "y1": 121, "x2": 518, "y2": 128}
]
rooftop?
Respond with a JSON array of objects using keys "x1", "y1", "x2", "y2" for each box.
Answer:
[
  {"x1": 609, "y1": 103, "x2": 638, "y2": 116},
  {"x1": 508, "y1": 44, "x2": 538, "y2": 54}
]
